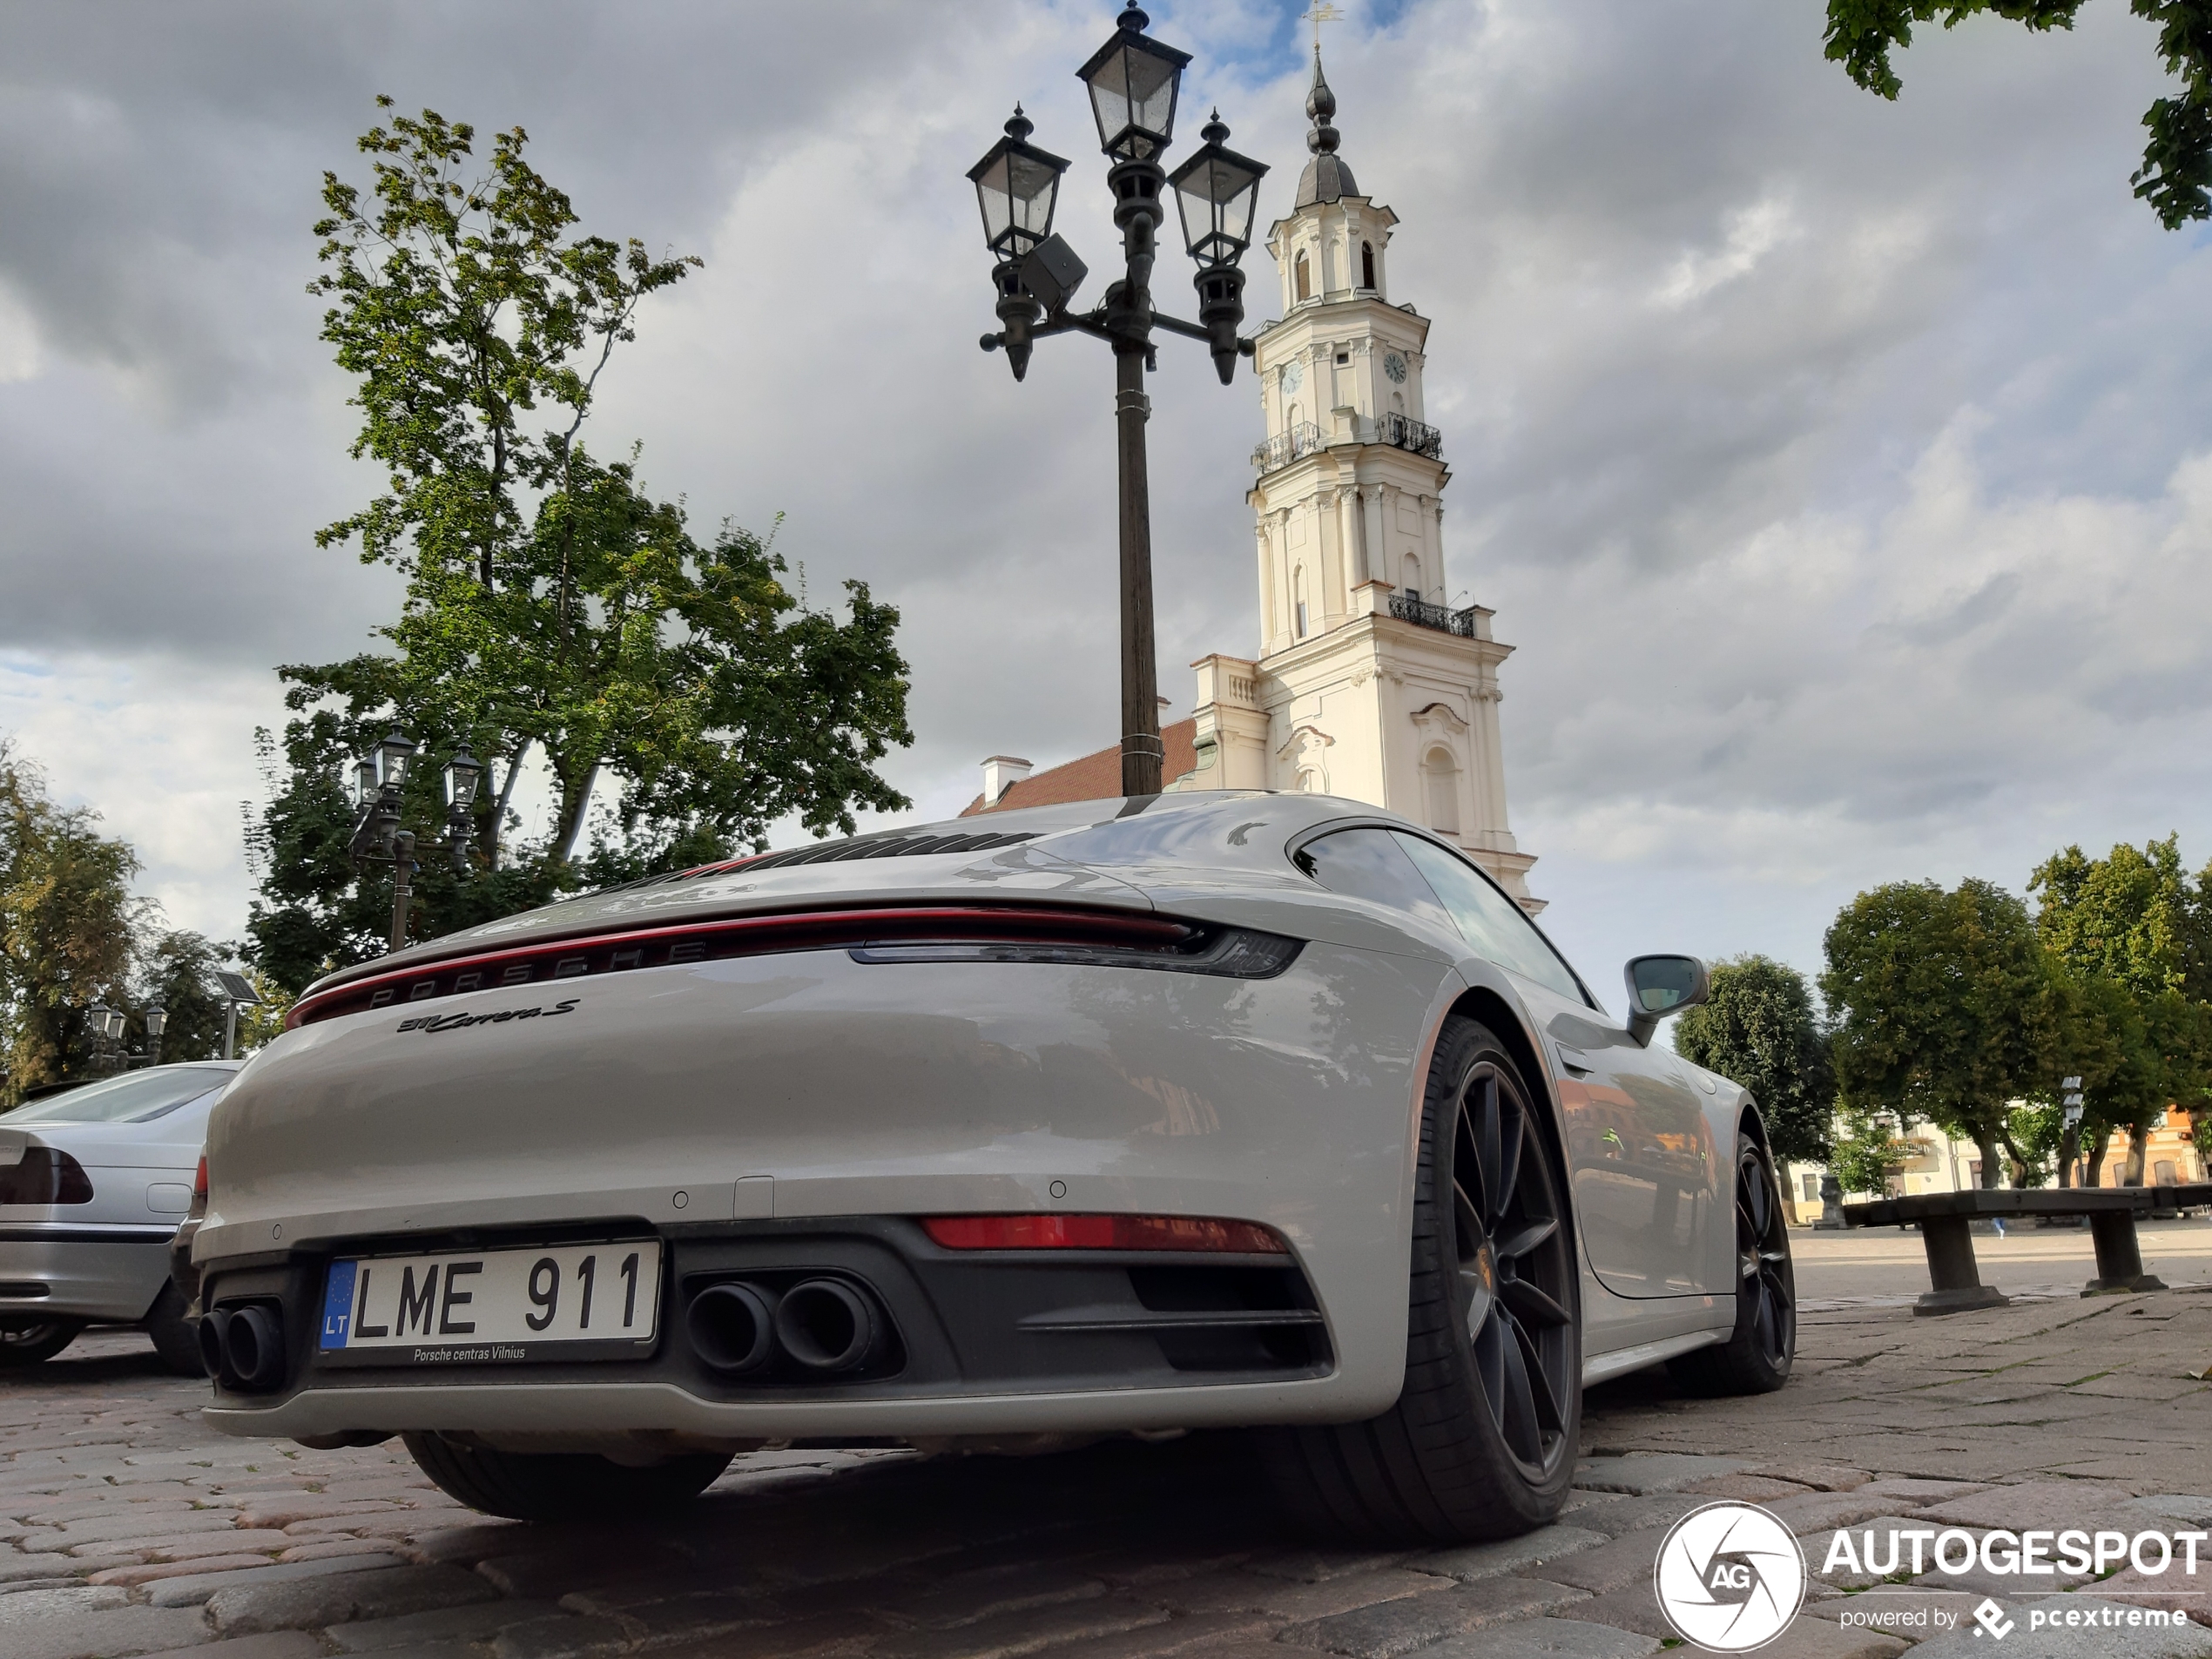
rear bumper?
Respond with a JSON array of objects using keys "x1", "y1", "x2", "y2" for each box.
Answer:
[
  {"x1": 0, "y1": 1226, "x2": 174, "y2": 1323},
  {"x1": 199, "y1": 1215, "x2": 1380, "y2": 1446}
]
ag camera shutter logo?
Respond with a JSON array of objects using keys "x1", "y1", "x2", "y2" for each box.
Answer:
[{"x1": 1653, "y1": 1501, "x2": 1807, "y2": 1652}]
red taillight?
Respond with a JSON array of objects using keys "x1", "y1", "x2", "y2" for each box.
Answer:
[
  {"x1": 921, "y1": 1214, "x2": 1285, "y2": 1255},
  {"x1": 0, "y1": 1149, "x2": 94, "y2": 1206},
  {"x1": 193, "y1": 1157, "x2": 208, "y2": 1200}
]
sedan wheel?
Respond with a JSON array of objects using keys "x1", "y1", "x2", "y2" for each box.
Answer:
[
  {"x1": 1258, "y1": 1015, "x2": 1579, "y2": 1542},
  {"x1": 0, "y1": 1318, "x2": 84, "y2": 1368},
  {"x1": 1670, "y1": 1131, "x2": 1796, "y2": 1396}
]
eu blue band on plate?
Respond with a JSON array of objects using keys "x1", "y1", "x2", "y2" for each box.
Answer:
[{"x1": 320, "y1": 1258, "x2": 358, "y2": 1350}]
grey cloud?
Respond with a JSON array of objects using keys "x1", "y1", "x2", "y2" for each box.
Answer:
[{"x1": 3, "y1": 0, "x2": 2212, "y2": 996}]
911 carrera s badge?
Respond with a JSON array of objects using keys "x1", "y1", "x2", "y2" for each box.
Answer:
[{"x1": 396, "y1": 999, "x2": 579, "y2": 1033}]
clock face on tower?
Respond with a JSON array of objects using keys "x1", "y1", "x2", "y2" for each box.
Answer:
[
  {"x1": 1280, "y1": 359, "x2": 1304, "y2": 396},
  {"x1": 1383, "y1": 352, "x2": 1408, "y2": 384}
]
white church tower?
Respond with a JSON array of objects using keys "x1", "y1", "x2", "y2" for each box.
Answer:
[{"x1": 1173, "y1": 50, "x2": 1540, "y2": 906}]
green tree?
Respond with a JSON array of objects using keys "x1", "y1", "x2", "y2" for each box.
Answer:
[
  {"x1": 2029, "y1": 837, "x2": 2212, "y2": 1184},
  {"x1": 1828, "y1": 1103, "x2": 1917, "y2": 1198},
  {"x1": 138, "y1": 931, "x2": 239, "y2": 1064},
  {"x1": 1673, "y1": 954, "x2": 1837, "y2": 1163},
  {"x1": 0, "y1": 745, "x2": 145, "y2": 1101},
  {"x1": 1821, "y1": 877, "x2": 2056, "y2": 1188},
  {"x1": 1824, "y1": 2, "x2": 2212, "y2": 228},
  {"x1": 247, "y1": 105, "x2": 914, "y2": 992}
]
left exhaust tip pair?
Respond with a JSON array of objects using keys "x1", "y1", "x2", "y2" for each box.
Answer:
[{"x1": 199, "y1": 1305, "x2": 285, "y2": 1391}]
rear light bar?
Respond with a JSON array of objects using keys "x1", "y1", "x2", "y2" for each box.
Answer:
[
  {"x1": 921, "y1": 1214, "x2": 1286, "y2": 1255},
  {"x1": 0, "y1": 1149, "x2": 94, "y2": 1206},
  {"x1": 290, "y1": 906, "x2": 1301, "y2": 1028}
]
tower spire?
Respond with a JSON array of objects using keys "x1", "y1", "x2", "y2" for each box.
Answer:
[{"x1": 1295, "y1": 39, "x2": 1358, "y2": 206}]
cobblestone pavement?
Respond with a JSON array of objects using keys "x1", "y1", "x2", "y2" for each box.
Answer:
[{"x1": 5, "y1": 1283, "x2": 2212, "y2": 1658}]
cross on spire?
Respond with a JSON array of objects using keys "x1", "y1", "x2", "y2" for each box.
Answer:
[{"x1": 1301, "y1": 2, "x2": 1343, "y2": 57}]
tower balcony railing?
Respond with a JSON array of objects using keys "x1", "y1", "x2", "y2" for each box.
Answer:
[
  {"x1": 1252, "y1": 421, "x2": 1326, "y2": 475},
  {"x1": 1381, "y1": 414, "x2": 1443, "y2": 460},
  {"x1": 1389, "y1": 590, "x2": 1482, "y2": 637}
]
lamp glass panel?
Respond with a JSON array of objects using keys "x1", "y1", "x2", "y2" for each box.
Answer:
[
  {"x1": 973, "y1": 152, "x2": 1015, "y2": 248},
  {"x1": 377, "y1": 732, "x2": 415, "y2": 787},
  {"x1": 1003, "y1": 149, "x2": 1060, "y2": 244},
  {"x1": 444, "y1": 752, "x2": 482, "y2": 808},
  {"x1": 354, "y1": 759, "x2": 379, "y2": 806},
  {"x1": 970, "y1": 140, "x2": 1065, "y2": 257},
  {"x1": 144, "y1": 1008, "x2": 166, "y2": 1038},
  {"x1": 1085, "y1": 37, "x2": 1182, "y2": 158},
  {"x1": 1171, "y1": 149, "x2": 1264, "y2": 264}
]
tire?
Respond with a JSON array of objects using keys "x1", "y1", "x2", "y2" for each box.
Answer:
[
  {"x1": 402, "y1": 1432, "x2": 732, "y2": 1522},
  {"x1": 1258, "y1": 1015, "x2": 1581, "y2": 1543},
  {"x1": 145, "y1": 1283, "x2": 205, "y2": 1377},
  {"x1": 1669, "y1": 1130, "x2": 1796, "y2": 1396},
  {"x1": 0, "y1": 1318, "x2": 84, "y2": 1367}
]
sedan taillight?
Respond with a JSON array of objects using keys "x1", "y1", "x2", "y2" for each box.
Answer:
[{"x1": 0, "y1": 1149, "x2": 94, "y2": 1205}]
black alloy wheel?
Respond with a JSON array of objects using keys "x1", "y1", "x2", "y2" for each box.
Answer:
[
  {"x1": 1452, "y1": 1057, "x2": 1577, "y2": 1477},
  {"x1": 1670, "y1": 1130, "x2": 1796, "y2": 1396},
  {"x1": 1736, "y1": 1136, "x2": 1794, "y2": 1371},
  {"x1": 1258, "y1": 1015, "x2": 1581, "y2": 1542}
]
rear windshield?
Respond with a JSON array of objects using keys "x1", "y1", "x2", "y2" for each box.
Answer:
[{"x1": 1, "y1": 1069, "x2": 232, "y2": 1125}]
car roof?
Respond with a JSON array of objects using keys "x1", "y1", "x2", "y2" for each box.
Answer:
[{"x1": 301, "y1": 791, "x2": 1418, "y2": 995}]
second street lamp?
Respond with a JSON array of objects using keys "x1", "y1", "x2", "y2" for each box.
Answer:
[
  {"x1": 971, "y1": 1, "x2": 1268, "y2": 798},
  {"x1": 346, "y1": 730, "x2": 483, "y2": 951}
]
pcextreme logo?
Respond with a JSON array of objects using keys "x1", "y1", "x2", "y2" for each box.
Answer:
[{"x1": 1653, "y1": 1501, "x2": 1808, "y2": 1653}]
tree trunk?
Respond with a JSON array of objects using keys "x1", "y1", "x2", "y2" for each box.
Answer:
[
  {"x1": 486, "y1": 739, "x2": 530, "y2": 871},
  {"x1": 1999, "y1": 1128, "x2": 2036, "y2": 1188},
  {"x1": 1974, "y1": 1132, "x2": 2004, "y2": 1190},
  {"x1": 2122, "y1": 1121, "x2": 2148, "y2": 1187},
  {"x1": 550, "y1": 760, "x2": 600, "y2": 866},
  {"x1": 2056, "y1": 1122, "x2": 2080, "y2": 1188},
  {"x1": 2084, "y1": 1126, "x2": 2112, "y2": 1189}
]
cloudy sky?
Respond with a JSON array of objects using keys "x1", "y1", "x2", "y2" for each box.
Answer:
[{"x1": 3, "y1": 0, "x2": 2210, "y2": 1008}]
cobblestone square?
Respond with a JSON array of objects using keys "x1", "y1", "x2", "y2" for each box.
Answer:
[{"x1": 6, "y1": 1248, "x2": 2211, "y2": 1656}]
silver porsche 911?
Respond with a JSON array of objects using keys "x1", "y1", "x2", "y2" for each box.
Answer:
[{"x1": 193, "y1": 792, "x2": 1793, "y2": 1540}]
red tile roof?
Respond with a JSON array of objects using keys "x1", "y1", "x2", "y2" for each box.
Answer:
[{"x1": 961, "y1": 718, "x2": 1199, "y2": 815}]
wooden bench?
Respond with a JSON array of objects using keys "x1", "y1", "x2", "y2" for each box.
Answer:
[{"x1": 1840, "y1": 1184, "x2": 2210, "y2": 1316}]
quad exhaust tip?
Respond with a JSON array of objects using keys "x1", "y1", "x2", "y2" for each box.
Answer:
[
  {"x1": 686, "y1": 1277, "x2": 885, "y2": 1376},
  {"x1": 200, "y1": 1305, "x2": 286, "y2": 1392},
  {"x1": 685, "y1": 1282, "x2": 777, "y2": 1374}
]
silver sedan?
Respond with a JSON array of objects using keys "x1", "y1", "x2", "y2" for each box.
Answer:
[{"x1": 0, "y1": 1062, "x2": 241, "y2": 1370}]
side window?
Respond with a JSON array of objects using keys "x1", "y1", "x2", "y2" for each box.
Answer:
[
  {"x1": 1295, "y1": 827, "x2": 1451, "y2": 933},
  {"x1": 1393, "y1": 833, "x2": 1587, "y2": 1003}
]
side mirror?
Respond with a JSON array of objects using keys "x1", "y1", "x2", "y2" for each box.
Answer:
[{"x1": 1623, "y1": 954, "x2": 1710, "y2": 1048}]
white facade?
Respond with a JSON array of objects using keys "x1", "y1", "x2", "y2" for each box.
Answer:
[{"x1": 1170, "y1": 55, "x2": 1539, "y2": 907}]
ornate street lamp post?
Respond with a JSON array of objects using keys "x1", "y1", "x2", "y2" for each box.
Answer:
[
  {"x1": 968, "y1": 2, "x2": 1268, "y2": 797},
  {"x1": 347, "y1": 730, "x2": 483, "y2": 952}
]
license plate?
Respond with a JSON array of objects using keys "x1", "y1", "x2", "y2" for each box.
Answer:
[{"x1": 316, "y1": 1241, "x2": 661, "y2": 1366}]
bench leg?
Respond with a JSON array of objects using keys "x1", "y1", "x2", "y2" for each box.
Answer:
[
  {"x1": 2084, "y1": 1211, "x2": 2168, "y2": 1295},
  {"x1": 1914, "y1": 1215, "x2": 2009, "y2": 1316}
]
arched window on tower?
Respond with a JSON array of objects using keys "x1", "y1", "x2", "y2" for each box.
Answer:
[
  {"x1": 1423, "y1": 746, "x2": 1461, "y2": 836},
  {"x1": 1361, "y1": 241, "x2": 1376, "y2": 291},
  {"x1": 1293, "y1": 565, "x2": 1309, "y2": 638},
  {"x1": 1295, "y1": 251, "x2": 1312, "y2": 303},
  {"x1": 1402, "y1": 552, "x2": 1423, "y2": 600}
]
